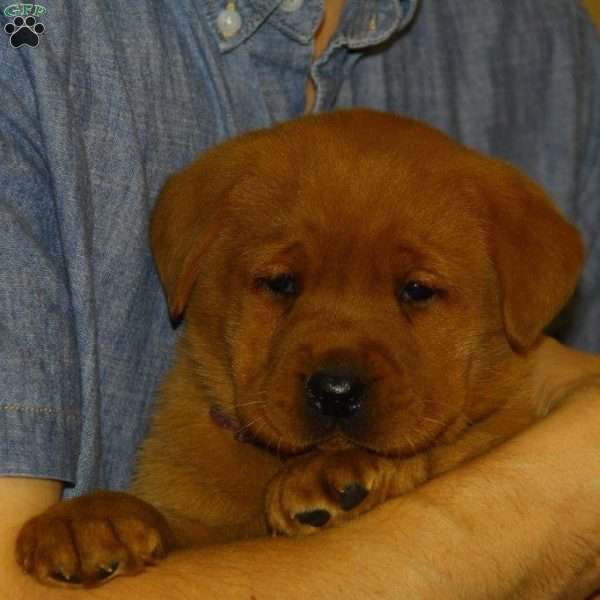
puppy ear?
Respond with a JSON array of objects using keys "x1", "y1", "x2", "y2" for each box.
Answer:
[
  {"x1": 485, "y1": 164, "x2": 584, "y2": 351},
  {"x1": 150, "y1": 137, "x2": 259, "y2": 325}
]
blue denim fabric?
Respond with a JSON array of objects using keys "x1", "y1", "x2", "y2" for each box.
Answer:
[{"x1": 0, "y1": 0, "x2": 598, "y2": 497}]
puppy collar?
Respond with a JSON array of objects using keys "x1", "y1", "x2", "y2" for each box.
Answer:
[{"x1": 209, "y1": 404, "x2": 252, "y2": 443}]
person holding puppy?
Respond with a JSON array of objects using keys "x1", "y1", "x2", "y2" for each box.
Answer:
[{"x1": 1, "y1": 1, "x2": 600, "y2": 598}]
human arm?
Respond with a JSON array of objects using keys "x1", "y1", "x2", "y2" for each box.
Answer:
[
  {"x1": 6, "y1": 379, "x2": 600, "y2": 600},
  {"x1": 95, "y1": 383, "x2": 600, "y2": 600}
]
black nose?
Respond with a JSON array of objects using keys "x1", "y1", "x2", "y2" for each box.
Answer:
[{"x1": 305, "y1": 368, "x2": 367, "y2": 419}]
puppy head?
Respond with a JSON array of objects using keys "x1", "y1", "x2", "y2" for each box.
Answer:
[{"x1": 151, "y1": 110, "x2": 583, "y2": 456}]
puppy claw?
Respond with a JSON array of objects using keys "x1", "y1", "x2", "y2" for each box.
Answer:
[
  {"x1": 295, "y1": 509, "x2": 331, "y2": 527},
  {"x1": 96, "y1": 561, "x2": 120, "y2": 581},
  {"x1": 51, "y1": 570, "x2": 82, "y2": 585},
  {"x1": 339, "y1": 483, "x2": 369, "y2": 511}
]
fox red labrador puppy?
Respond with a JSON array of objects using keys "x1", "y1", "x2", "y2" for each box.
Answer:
[{"x1": 16, "y1": 110, "x2": 586, "y2": 587}]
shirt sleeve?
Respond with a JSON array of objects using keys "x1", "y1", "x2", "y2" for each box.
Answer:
[
  {"x1": 565, "y1": 3, "x2": 600, "y2": 351},
  {"x1": 0, "y1": 48, "x2": 81, "y2": 484}
]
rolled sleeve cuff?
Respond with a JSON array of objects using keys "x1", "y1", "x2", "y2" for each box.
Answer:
[{"x1": 0, "y1": 403, "x2": 79, "y2": 484}]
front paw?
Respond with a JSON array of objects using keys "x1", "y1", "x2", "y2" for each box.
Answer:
[
  {"x1": 16, "y1": 491, "x2": 174, "y2": 588},
  {"x1": 265, "y1": 449, "x2": 396, "y2": 536}
]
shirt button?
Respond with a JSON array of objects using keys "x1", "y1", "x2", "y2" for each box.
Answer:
[
  {"x1": 280, "y1": 0, "x2": 304, "y2": 12},
  {"x1": 217, "y1": 2, "x2": 242, "y2": 38}
]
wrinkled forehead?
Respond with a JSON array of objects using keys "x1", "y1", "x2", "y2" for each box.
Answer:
[
  {"x1": 218, "y1": 112, "x2": 501, "y2": 279},
  {"x1": 233, "y1": 152, "x2": 490, "y2": 282}
]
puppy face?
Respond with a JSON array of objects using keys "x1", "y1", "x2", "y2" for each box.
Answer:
[{"x1": 152, "y1": 110, "x2": 583, "y2": 456}]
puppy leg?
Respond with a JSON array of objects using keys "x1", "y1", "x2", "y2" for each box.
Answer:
[
  {"x1": 265, "y1": 449, "x2": 428, "y2": 536},
  {"x1": 16, "y1": 491, "x2": 174, "y2": 588}
]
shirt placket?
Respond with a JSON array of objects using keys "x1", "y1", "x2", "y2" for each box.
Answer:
[{"x1": 208, "y1": 0, "x2": 323, "y2": 129}]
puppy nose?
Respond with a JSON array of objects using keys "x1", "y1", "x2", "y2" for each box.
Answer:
[{"x1": 305, "y1": 368, "x2": 367, "y2": 419}]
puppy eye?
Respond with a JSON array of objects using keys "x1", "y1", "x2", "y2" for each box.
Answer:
[
  {"x1": 258, "y1": 274, "x2": 300, "y2": 298},
  {"x1": 398, "y1": 281, "x2": 436, "y2": 304}
]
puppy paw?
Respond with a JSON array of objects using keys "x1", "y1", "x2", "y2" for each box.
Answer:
[
  {"x1": 265, "y1": 449, "x2": 396, "y2": 536},
  {"x1": 16, "y1": 491, "x2": 174, "y2": 588}
]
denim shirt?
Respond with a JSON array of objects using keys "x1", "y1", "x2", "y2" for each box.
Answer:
[{"x1": 0, "y1": 0, "x2": 598, "y2": 498}]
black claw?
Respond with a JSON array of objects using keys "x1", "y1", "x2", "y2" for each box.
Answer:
[
  {"x1": 96, "y1": 561, "x2": 119, "y2": 580},
  {"x1": 51, "y1": 570, "x2": 82, "y2": 584},
  {"x1": 339, "y1": 483, "x2": 369, "y2": 511},
  {"x1": 295, "y1": 509, "x2": 331, "y2": 527}
]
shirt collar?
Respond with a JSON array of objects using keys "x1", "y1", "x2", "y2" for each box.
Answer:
[
  {"x1": 206, "y1": 0, "x2": 420, "y2": 53},
  {"x1": 342, "y1": 0, "x2": 420, "y2": 49}
]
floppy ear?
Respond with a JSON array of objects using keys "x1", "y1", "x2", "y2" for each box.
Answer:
[
  {"x1": 150, "y1": 133, "x2": 267, "y2": 325},
  {"x1": 485, "y1": 164, "x2": 584, "y2": 351}
]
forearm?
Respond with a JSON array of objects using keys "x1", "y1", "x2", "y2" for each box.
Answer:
[
  {"x1": 7, "y1": 387, "x2": 600, "y2": 600},
  {"x1": 120, "y1": 385, "x2": 600, "y2": 600},
  {"x1": 400, "y1": 384, "x2": 600, "y2": 599}
]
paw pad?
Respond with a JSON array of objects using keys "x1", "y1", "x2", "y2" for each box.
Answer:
[
  {"x1": 295, "y1": 509, "x2": 331, "y2": 527},
  {"x1": 4, "y1": 16, "x2": 45, "y2": 48},
  {"x1": 339, "y1": 483, "x2": 369, "y2": 511}
]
